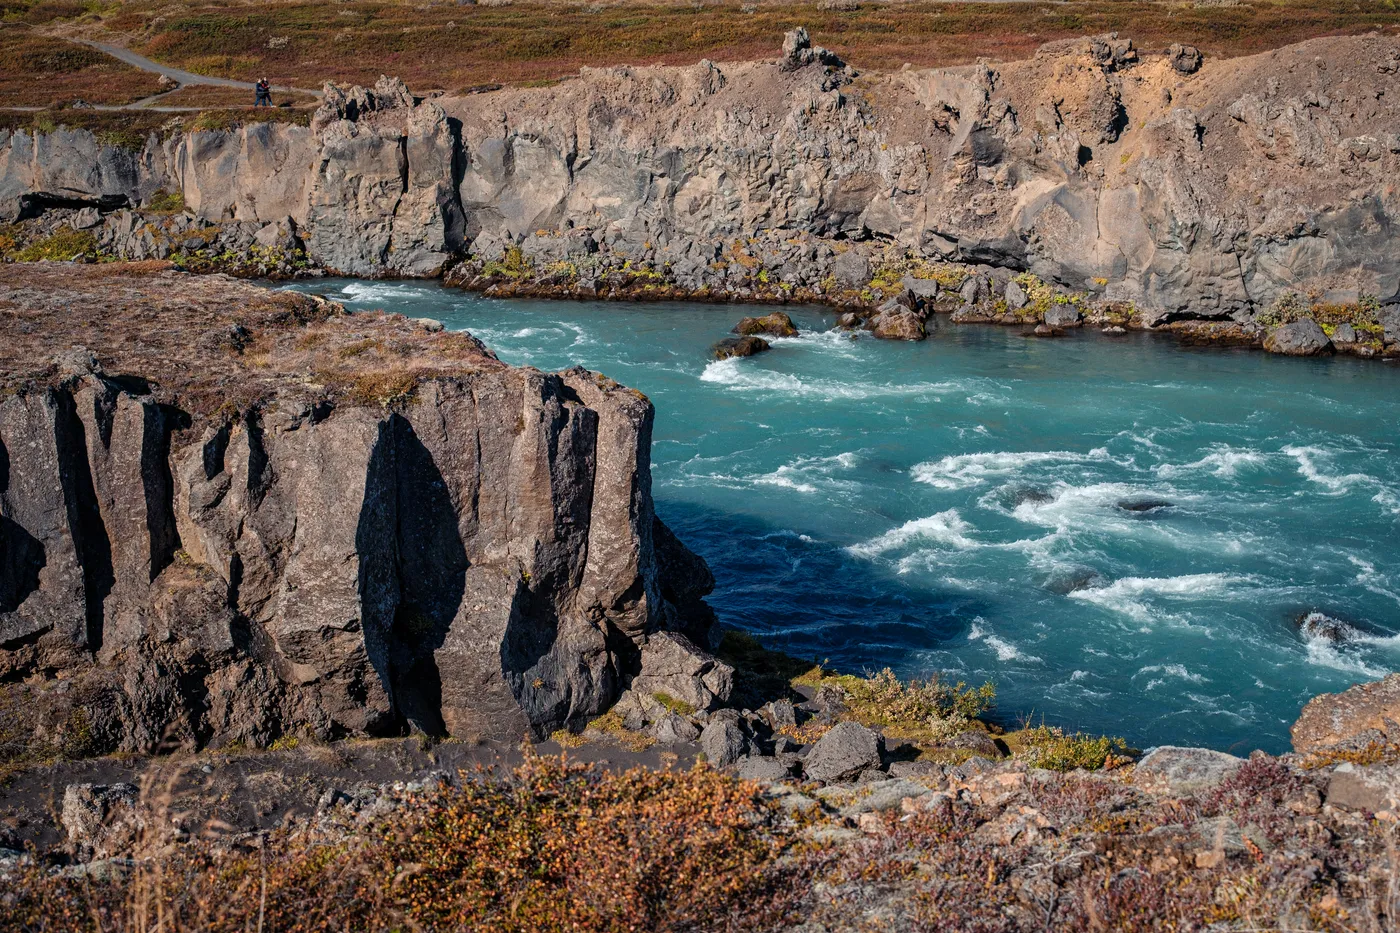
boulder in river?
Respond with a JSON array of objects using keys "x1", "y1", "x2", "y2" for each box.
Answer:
[
  {"x1": 734, "y1": 311, "x2": 798, "y2": 338},
  {"x1": 1296, "y1": 611, "x2": 1363, "y2": 644},
  {"x1": 1042, "y1": 566, "x2": 1106, "y2": 595},
  {"x1": 713, "y1": 335, "x2": 770, "y2": 359},
  {"x1": 871, "y1": 309, "x2": 926, "y2": 341},
  {"x1": 1117, "y1": 497, "x2": 1174, "y2": 513},
  {"x1": 1008, "y1": 485, "x2": 1056, "y2": 508},
  {"x1": 1263, "y1": 319, "x2": 1333, "y2": 356}
]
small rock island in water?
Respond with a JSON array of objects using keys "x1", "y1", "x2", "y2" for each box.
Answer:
[{"x1": 1, "y1": 8, "x2": 1399, "y2": 931}]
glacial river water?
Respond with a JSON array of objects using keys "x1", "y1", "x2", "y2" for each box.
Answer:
[{"x1": 287, "y1": 280, "x2": 1400, "y2": 753}]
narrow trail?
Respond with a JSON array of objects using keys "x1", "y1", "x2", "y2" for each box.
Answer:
[
  {"x1": 0, "y1": 36, "x2": 322, "y2": 113},
  {"x1": 71, "y1": 38, "x2": 324, "y2": 98}
]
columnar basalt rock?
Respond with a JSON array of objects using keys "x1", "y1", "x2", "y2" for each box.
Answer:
[{"x1": 0, "y1": 265, "x2": 714, "y2": 751}]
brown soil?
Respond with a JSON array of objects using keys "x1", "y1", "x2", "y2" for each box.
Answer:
[
  {"x1": 10, "y1": 1, "x2": 1400, "y2": 95},
  {"x1": 0, "y1": 263, "x2": 503, "y2": 418},
  {"x1": 148, "y1": 83, "x2": 319, "y2": 109},
  {"x1": 0, "y1": 30, "x2": 164, "y2": 107}
]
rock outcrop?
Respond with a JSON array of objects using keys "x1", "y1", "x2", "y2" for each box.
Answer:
[
  {"x1": 0, "y1": 264, "x2": 714, "y2": 751},
  {"x1": 6, "y1": 34, "x2": 1400, "y2": 323},
  {"x1": 1263, "y1": 318, "x2": 1333, "y2": 356},
  {"x1": 1292, "y1": 672, "x2": 1400, "y2": 754}
]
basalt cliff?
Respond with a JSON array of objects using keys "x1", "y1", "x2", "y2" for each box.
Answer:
[
  {"x1": 4, "y1": 32, "x2": 1400, "y2": 348},
  {"x1": 0, "y1": 263, "x2": 719, "y2": 754}
]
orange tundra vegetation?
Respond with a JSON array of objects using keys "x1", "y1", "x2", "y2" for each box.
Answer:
[
  {"x1": 4, "y1": 754, "x2": 1400, "y2": 931},
  {"x1": 1, "y1": 755, "x2": 808, "y2": 933},
  {"x1": 5, "y1": 0, "x2": 1400, "y2": 93}
]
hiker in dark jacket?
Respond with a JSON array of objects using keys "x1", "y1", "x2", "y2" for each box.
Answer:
[{"x1": 254, "y1": 78, "x2": 272, "y2": 107}]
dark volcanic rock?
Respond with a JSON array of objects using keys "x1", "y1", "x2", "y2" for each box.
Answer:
[
  {"x1": 1117, "y1": 497, "x2": 1174, "y2": 513},
  {"x1": 871, "y1": 309, "x2": 926, "y2": 341},
  {"x1": 948, "y1": 730, "x2": 1005, "y2": 759},
  {"x1": 0, "y1": 265, "x2": 716, "y2": 751},
  {"x1": 804, "y1": 721, "x2": 883, "y2": 783},
  {"x1": 734, "y1": 311, "x2": 798, "y2": 338},
  {"x1": 1168, "y1": 43, "x2": 1204, "y2": 74},
  {"x1": 712, "y1": 336, "x2": 770, "y2": 359},
  {"x1": 631, "y1": 632, "x2": 734, "y2": 712},
  {"x1": 1264, "y1": 319, "x2": 1334, "y2": 356},
  {"x1": 1044, "y1": 305, "x2": 1083, "y2": 328},
  {"x1": 62, "y1": 783, "x2": 140, "y2": 860},
  {"x1": 1297, "y1": 611, "x2": 1364, "y2": 644},
  {"x1": 700, "y1": 720, "x2": 748, "y2": 767}
]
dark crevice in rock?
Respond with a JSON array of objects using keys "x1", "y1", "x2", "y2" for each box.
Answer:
[
  {"x1": 17, "y1": 192, "x2": 128, "y2": 221},
  {"x1": 53, "y1": 389, "x2": 113, "y2": 651},
  {"x1": 445, "y1": 117, "x2": 469, "y2": 253},
  {"x1": 201, "y1": 423, "x2": 230, "y2": 481},
  {"x1": 243, "y1": 412, "x2": 272, "y2": 510},
  {"x1": 142, "y1": 404, "x2": 181, "y2": 584}
]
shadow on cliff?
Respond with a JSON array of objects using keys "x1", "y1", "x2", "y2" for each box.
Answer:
[
  {"x1": 0, "y1": 516, "x2": 44, "y2": 615},
  {"x1": 357, "y1": 415, "x2": 469, "y2": 738},
  {"x1": 655, "y1": 499, "x2": 999, "y2": 694}
]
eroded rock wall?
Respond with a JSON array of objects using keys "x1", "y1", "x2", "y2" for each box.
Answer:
[{"x1": 3, "y1": 35, "x2": 1399, "y2": 311}]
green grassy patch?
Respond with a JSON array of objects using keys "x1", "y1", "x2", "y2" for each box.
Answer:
[
  {"x1": 7, "y1": 225, "x2": 101, "y2": 262},
  {"x1": 1006, "y1": 723, "x2": 1132, "y2": 772}
]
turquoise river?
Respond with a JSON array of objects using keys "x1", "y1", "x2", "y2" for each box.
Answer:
[{"x1": 287, "y1": 280, "x2": 1400, "y2": 754}]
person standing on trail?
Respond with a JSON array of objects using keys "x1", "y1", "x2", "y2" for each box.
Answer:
[{"x1": 254, "y1": 78, "x2": 272, "y2": 107}]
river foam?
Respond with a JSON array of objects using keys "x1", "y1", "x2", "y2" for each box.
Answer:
[{"x1": 286, "y1": 279, "x2": 1400, "y2": 753}]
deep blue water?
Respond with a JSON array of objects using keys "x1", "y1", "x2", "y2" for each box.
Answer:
[{"x1": 286, "y1": 279, "x2": 1400, "y2": 754}]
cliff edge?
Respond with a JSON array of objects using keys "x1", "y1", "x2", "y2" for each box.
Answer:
[{"x1": 0, "y1": 263, "x2": 716, "y2": 752}]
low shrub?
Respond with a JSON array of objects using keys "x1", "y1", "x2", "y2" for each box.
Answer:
[
  {"x1": 713, "y1": 629, "x2": 819, "y2": 708},
  {"x1": 144, "y1": 188, "x2": 185, "y2": 213},
  {"x1": 10, "y1": 225, "x2": 100, "y2": 262},
  {"x1": 480, "y1": 244, "x2": 533, "y2": 280},
  {"x1": 347, "y1": 369, "x2": 418, "y2": 407},
  {"x1": 1259, "y1": 292, "x2": 1384, "y2": 342},
  {"x1": 1016, "y1": 724, "x2": 1130, "y2": 772},
  {"x1": 1, "y1": 755, "x2": 805, "y2": 933}
]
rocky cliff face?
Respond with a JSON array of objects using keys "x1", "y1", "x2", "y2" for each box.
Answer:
[
  {"x1": 0, "y1": 264, "x2": 715, "y2": 752},
  {"x1": 4, "y1": 34, "x2": 1400, "y2": 317}
]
